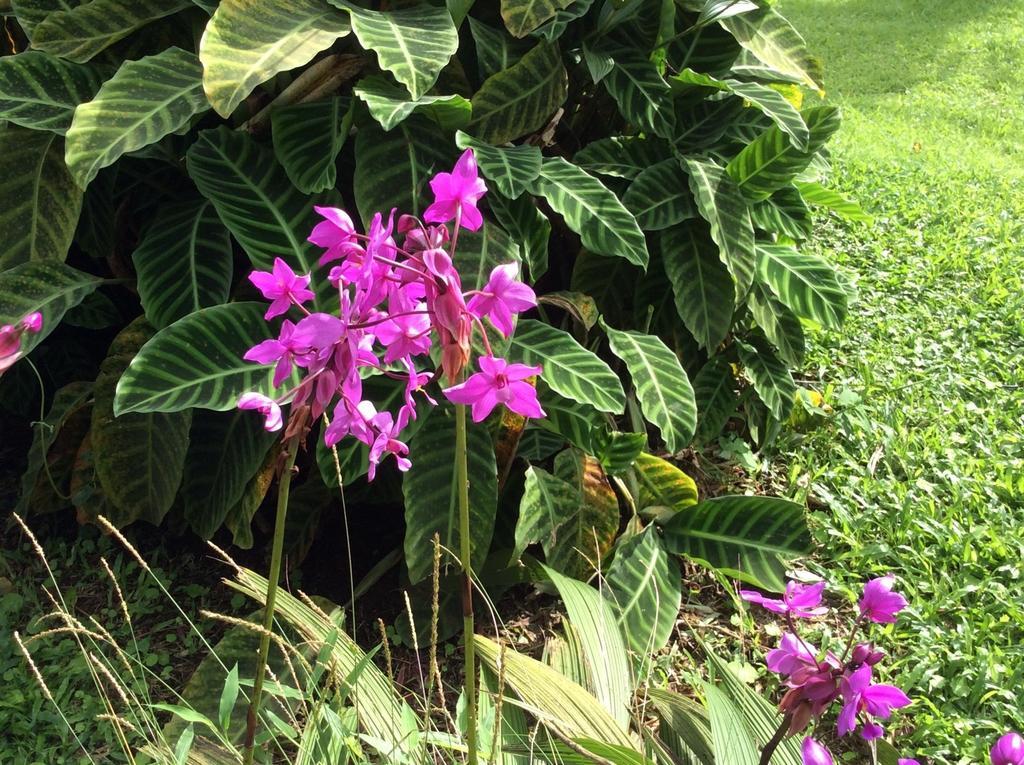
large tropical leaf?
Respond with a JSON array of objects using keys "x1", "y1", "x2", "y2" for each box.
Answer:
[
  {"x1": 662, "y1": 495, "x2": 811, "y2": 591},
  {"x1": 467, "y1": 16, "x2": 533, "y2": 80},
  {"x1": 488, "y1": 190, "x2": 550, "y2": 280},
  {"x1": 660, "y1": 221, "x2": 734, "y2": 350},
  {"x1": 682, "y1": 156, "x2": 755, "y2": 294},
  {"x1": 355, "y1": 77, "x2": 469, "y2": 132},
  {"x1": 648, "y1": 688, "x2": 715, "y2": 765},
  {"x1": 748, "y1": 283, "x2": 805, "y2": 366},
  {"x1": 132, "y1": 199, "x2": 232, "y2": 330},
  {"x1": 720, "y1": 6, "x2": 823, "y2": 90},
  {"x1": 0, "y1": 261, "x2": 99, "y2": 355},
  {"x1": 0, "y1": 51, "x2": 105, "y2": 134},
  {"x1": 187, "y1": 126, "x2": 323, "y2": 273},
  {"x1": 704, "y1": 684, "x2": 759, "y2": 765},
  {"x1": 31, "y1": 0, "x2": 191, "y2": 62},
  {"x1": 603, "y1": 323, "x2": 697, "y2": 453},
  {"x1": 402, "y1": 402, "x2": 497, "y2": 583},
  {"x1": 530, "y1": 156, "x2": 649, "y2": 267},
  {"x1": 474, "y1": 636, "x2": 635, "y2": 749},
  {"x1": 11, "y1": 0, "x2": 83, "y2": 40},
  {"x1": 509, "y1": 319, "x2": 625, "y2": 414},
  {"x1": 551, "y1": 450, "x2": 619, "y2": 577},
  {"x1": 542, "y1": 565, "x2": 633, "y2": 727},
  {"x1": 633, "y1": 452, "x2": 698, "y2": 516},
  {"x1": 353, "y1": 114, "x2": 453, "y2": 224},
  {"x1": 179, "y1": 409, "x2": 277, "y2": 539},
  {"x1": 271, "y1": 96, "x2": 353, "y2": 193},
  {"x1": 535, "y1": 384, "x2": 605, "y2": 454},
  {"x1": 0, "y1": 128, "x2": 82, "y2": 268},
  {"x1": 514, "y1": 464, "x2": 581, "y2": 560},
  {"x1": 605, "y1": 527, "x2": 680, "y2": 654},
  {"x1": 601, "y1": 46, "x2": 675, "y2": 138},
  {"x1": 726, "y1": 106, "x2": 841, "y2": 201},
  {"x1": 500, "y1": 0, "x2": 574, "y2": 38},
  {"x1": 66, "y1": 47, "x2": 208, "y2": 188},
  {"x1": 622, "y1": 159, "x2": 695, "y2": 231},
  {"x1": 455, "y1": 131, "x2": 542, "y2": 199},
  {"x1": 570, "y1": 249, "x2": 639, "y2": 327},
  {"x1": 330, "y1": 1, "x2": 458, "y2": 100},
  {"x1": 573, "y1": 136, "x2": 671, "y2": 180},
  {"x1": 692, "y1": 356, "x2": 738, "y2": 444},
  {"x1": 199, "y1": 0, "x2": 350, "y2": 117},
  {"x1": 755, "y1": 243, "x2": 848, "y2": 328},
  {"x1": 113, "y1": 302, "x2": 295, "y2": 415},
  {"x1": 737, "y1": 334, "x2": 796, "y2": 421},
  {"x1": 91, "y1": 318, "x2": 192, "y2": 527},
  {"x1": 794, "y1": 180, "x2": 872, "y2": 223},
  {"x1": 466, "y1": 42, "x2": 567, "y2": 145},
  {"x1": 750, "y1": 187, "x2": 812, "y2": 240}
]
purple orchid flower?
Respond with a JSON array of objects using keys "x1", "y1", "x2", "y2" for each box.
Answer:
[
  {"x1": 249, "y1": 258, "x2": 315, "y2": 319},
  {"x1": 741, "y1": 581, "x2": 828, "y2": 619},
  {"x1": 801, "y1": 738, "x2": 833, "y2": 765},
  {"x1": 467, "y1": 262, "x2": 537, "y2": 337},
  {"x1": 237, "y1": 392, "x2": 283, "y2": 432},
  {"x1": 423, "y1": 148, "x2": 487, "y2": 231},
  {"x1": 443, "y1": 356, "x2": 544, "y2": 423},
  {"x1": 837, "y1": 664, "x2": 911, "y2": 737},
  {"x1": 859, "y1": 574, "x2": 908, "y2": 624},
  {"x1": 992, "y1": 732, "x2": 1024, "y2": 765}
]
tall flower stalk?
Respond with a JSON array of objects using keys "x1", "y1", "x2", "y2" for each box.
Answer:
[{"x1": 235, "y1": 149, "x2": 543, "y2": 762}]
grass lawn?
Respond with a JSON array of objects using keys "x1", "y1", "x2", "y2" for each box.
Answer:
[{"x1": 778, "y1": 0, "x2": 1024, "y2": 761}]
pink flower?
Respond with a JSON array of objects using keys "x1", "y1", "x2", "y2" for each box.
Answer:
[
  {"x1": 740, "y1": 581, "x2": 828, "y2": 619},
  {"x1": 861, "y1": 721, "x2": 885, "y2": 740},
  {"x1": 0, "y1": 324, "x2": 20, "y2": 359},
  {"x1": 367, "y1": 408, "x2": 412, "y2": 480},
  {"x1": 467, "y1": 262, "x2": 537, "y2": 337},
  {"x1": 423, "y1": 149, "x2": 487, "y2": 231},
  {"x1": 898, "y1": 759, "x2": 921, "y2": 765},
  {"x1": 801, "y1": 738, "x2": 833, "y2": 765},
  {"x1": 21, "y1": 312, "x2": 43, "y2": 333},
  {"x1": 374, "y1": 310, "x2": 432, "y2": 362},
  {"x1": 837, "y1": 665, "x2": 911, "y2": 737},
  {"x1": 249, "y1": 258, "x2": 315, "y2": 319},
  {"x1": 0, "y1": 312, "x2": 43, "y2": 376},
  {"x1": 244, "y1": 319, "x2": 299, "y2": 387},
  {"x1": 766, "y1": 633, "x2": 818, "y2": 676},
  {"x1": 859, "y1": 574, "x2": 908, "y2": 624},
  {"x1": 309, "y1": 206, "x2": 362, "y2": 266},
  {"x1": 992, "y1": 732, "x2": 1024, "y2": 765},
  {"x1": 443, "y1": 356, "x2": 544, "y2": 423},
  {"x1": 238, "y1": 392, "x2": 283, "y2": 432}
]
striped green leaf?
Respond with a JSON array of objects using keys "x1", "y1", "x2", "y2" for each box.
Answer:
[
  {"x1": 622, "y1": 159, "x2": 695, "y2": 231},
  {"x1": 488, "y1": 190, "x2": 550, "y2": 279},
  {"x1": 514, "y1": 465, "x2": 580, "y2": 560},
  {"x1": 530, "y1": 156, "x2": 649, "y2": 267},
  {"x1": 726, "y1": 106, "x2": 841, "y2": 201},
  {"x1": 748, "y1": 283, "x2": 804, "y2": 366},
  {"x1": 0, "y1": 261, "x2": 99, "y2": 355},
  {"x1": 592, "y1": 429, "x2": 645, "y2": 476},
  {"x1": 0, "y1": 51, "x2": 105, "y2": 134},
  {"x1": 271, "y1": 96, "x2": 352, "y2": 194},
  {"x1": 737, "y1": 334, "x2": 796, "y2": 421},
  {"x1": 704, "y1": 684, "x2": 759, "y2": 765},
  {"x1": 721, "y1": 6, "x2": 823, "y2": 90},
  {"x1": 570, "y1": 249, "x2": 640, "y2": 328},
  {"x1": 467, "y1": 42, "x2": 567, "y2": 145},
  {"x1": 683, "y1": 156, "x2": 755, "y2": 294},
  {"x1": 179, "y1": 409, "x2": 276, "y2": 539},
  {"x1": 648, "y1": 687, "x2": 715, "y2": 765},
  {"x1": 750, "y1": 187, "x2": 812, "y2": 239},
  {"x1": 65, "y1": 47, "x2": 209, "y2": 188},
  {"x1": 605, "y1": 527, "x2": 681, "y2": 654},
  {"x1": 0, "y1": 128, "x2": 82, "y2": 268},
  {"x1": 670, "y1": 68, "x2": 809, "y2": 150},
  {"x1": 692, "y1": 356, "x2": 738, "y2": 444},
  {"x1": 132, "y1": 198, "x2": 232, "y2": 329},
  {"x1": 332, "y1": 1, "x2": 457, "y2": 100},
  {"x1": 634, "y1": 452, "x2": 698, "y2": 516},
  {"x1": 455, "y1": 131, "x2": 542, "y2": 199},
  {"x1": 667, "y1": 23, "x2": 741, "y2": 77},
  {"x1": 355, "y1": 76, "x2": 469, "y2": 131},
  {"x1": 518, "y1": 427, "x2": 565, "y2": 461},
  {"x1": 353, "y1": 114, "x2": 453, "y2": 224},
  {"x1": 755, "y1": 243, "x2": 847, "y2": 328},
  {"x1": 533, "y1": 0, "x2": 596, "y2": 41},
  {"x1": 500, "y1": 0, "x2": 574, "y2": 37},
  {"x1": 200, "y1": 0, "x2": 350, "y2": 117},
  {"x1": 601, "y1": 47, "x2": 675, "y2": 138},
  {"x1": 536, "y1": 384, "x2": 605, "y2": 453},
  {"x1": 186, "y1": 126, "x2": 323, "y2": 273},
  {"x1": 673, "y1": 97, "x2": 745, "y2": 150},
  {"x1": 31, "y1": 0, "x2": 190, "y2": 61},
  {"x1": 662, "y1": 494, "x2": 811, "y2": 591},
  {"x1": 467, "y1": 16, "x2": 533, "y2": 80},
  {"x1": 113, "y1": 302, "x2": 294, "y2": 415},
  {"x1": 542, "y1": 564, "x2": 633, "y2": 727},
  {"x1": 603, "y1": 323, "x2": 697, "y2": 452},
  {"x1": 509, "y1": 319, "x2": 625, "y2": 414},
  {"x1": 794, "y1": 180, "x2": 872, "y2": 223},
  {"x1": 92, "y1": 318, "x2": 192, "y2": 527},
  {"x1": 661, "y1": 221, "x2": 734, "y2": 351},
  {"x1": 11, "y1": 0, "x2": 83, "y2": 40},
  {"x1": 403, "y1": 402, "x2": 497, "y2": 583},
  {"x1": 573, "y1": 136, "x2": 671, "y2": 180}
]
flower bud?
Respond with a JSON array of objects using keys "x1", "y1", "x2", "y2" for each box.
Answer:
[
  {"x1": 802, "y1": 737, "x2": 834, "y2": 765},
  {"x1": 991, "y1": 732, "x2": 1024, "y2": 765}
]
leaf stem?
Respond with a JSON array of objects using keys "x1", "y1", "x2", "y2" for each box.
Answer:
[
  {"x1": 243, "y1": 430, "x2": 302, "y2": 765},
  {"x1": 759, "y1": 714, "x2": 792, "y2": 765},
  {"x1": 455, "y1": 400, "x2": 478, "y2": 765}
]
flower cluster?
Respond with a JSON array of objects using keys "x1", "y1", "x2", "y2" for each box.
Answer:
[
  {"x1": 0, "y1": 312, "x2": 43, "y2": 376},
  {"x1": 237, "y1": 149, "x2": 543, "y2": 479}
]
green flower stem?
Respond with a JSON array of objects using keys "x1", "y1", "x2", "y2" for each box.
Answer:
[
  {"x1": 243, "y1": 431, "x2": 302, "y2": 765},
  {"x1": 455, "y1": 401, "x2": 478, "y2": 765}
]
